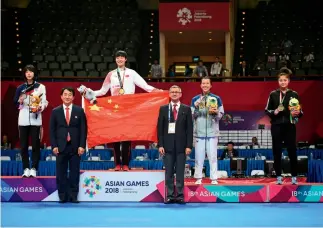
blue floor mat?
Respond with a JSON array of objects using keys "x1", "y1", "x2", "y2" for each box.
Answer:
[{"x1": 2, "y1": 202, "x2": 323, "y2": 227}]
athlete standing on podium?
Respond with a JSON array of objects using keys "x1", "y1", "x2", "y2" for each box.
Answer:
[
  {"x1": 14, "y1": 64, "x2": 48, "y2": 178},
  {"x1": 83, "y1": 50, "x2": 162, "y2": 171},
  {"x1": 265, "y1": 68, "x2": 303, "y2": 185},
  {"x1": 191, "y1": 76, "x2": 224, "y2": 185}
]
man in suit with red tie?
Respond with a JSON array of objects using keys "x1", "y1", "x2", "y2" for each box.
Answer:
[
  {"x1": 50, "y1": 87, "x2": 87, "y2": 203},
  {"x1": 157, "y1": 85, "x2": 193, "y2": 204}
]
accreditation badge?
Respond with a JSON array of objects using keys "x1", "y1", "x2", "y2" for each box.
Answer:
[{"x1": 168, "y1": 123, "x2": 175, "y2": 134}]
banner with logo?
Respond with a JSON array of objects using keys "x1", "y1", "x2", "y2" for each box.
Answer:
[
  {"x1": 2, "y1": 176, "x2": 323, "y2": 202},
  {"x1": 185, "y1": 185, "x2": 267, "y2": 202},
  {"x1": 269, "y1": 185, "x2": 323, "y2": 202},
  {"x1": 220, "y1": 111, "x2": 271, "y2": 130},
  {"x1": 1, "y1": 172, "x2": 165, "y2": 202},
  {"x1": 159, "y1": 2, "x2": 230, "y2": 31}
]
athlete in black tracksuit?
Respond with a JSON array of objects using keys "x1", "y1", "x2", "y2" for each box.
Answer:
[{"x1": 265, "y1": 69, "x2": 303, "y2": 184}]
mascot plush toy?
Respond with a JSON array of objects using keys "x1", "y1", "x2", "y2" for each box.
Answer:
[
  {"x1": 77, "y1": 85, "x2": 97, "y2": 104},
  {"x1": 29, "y1": 94, "x2": 42, "y2": 113},
  {"x1": 288, "y1": 97, "x2": 301, "y2": 112},
  {"x1": 288, "y1": 97, "x2": 301, "y2": 124},
  {"x1": 207, "y1": 97, "x2": 218, "y2": 115}
]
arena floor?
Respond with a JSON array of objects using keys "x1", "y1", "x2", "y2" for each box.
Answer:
[{"x1": 2, "y1": 202, "x2": 323, "y2": 227}]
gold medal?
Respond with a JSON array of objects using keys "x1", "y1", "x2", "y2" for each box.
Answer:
[
  {"x1": 278, "y1": 104, "x2": 285, "y2": 111},
  {"x1": 119, "y1": 88, "x2": 125, "y2": 95}
]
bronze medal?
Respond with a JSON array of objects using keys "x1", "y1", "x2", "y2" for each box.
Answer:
[{"x1": 278, "y1": 104, "x2": 285, "y2": 111}]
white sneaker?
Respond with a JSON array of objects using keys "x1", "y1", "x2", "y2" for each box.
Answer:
[
  {"x1": 195, "y1": 179, "x2": 202, "y2": 185},
  {"x1": 276, "y1": 176, "x2": 283, "y2": 185},
  {"x1": 22, "y1": 168, "x2": 30, "y2": 178},
  {"x1": 211, "y1": 180, "x2": 218, "y2": 185},
  {"x1": 29, "y1": 168, "x2": 37, "y2": 178}
]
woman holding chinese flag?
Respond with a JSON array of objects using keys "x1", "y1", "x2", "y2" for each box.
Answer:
[
  {"x1": 82, "y1": 50, "x2": 161, "y2": 171},
  {"x1": 265, "y1": 68, "x2": 303, "y2": 185}
]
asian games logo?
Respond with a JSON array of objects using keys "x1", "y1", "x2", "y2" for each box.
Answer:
[
  {"x1": 222, "y1": 113, "x2": 233, "y2": 126},
  {"x1": 83, "y1": 176, "x2": 102, "y2": 198},
  {"x1": 177, "y1": 8, "x2": 192, "y2": 25}
]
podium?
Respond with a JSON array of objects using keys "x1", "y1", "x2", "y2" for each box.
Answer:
[
  {"x1": 1, "y1": 171, "x2": 323, "y2": 203},
  {"x1": 1, "y1": 171, "x2": 165, "y2": 202}
]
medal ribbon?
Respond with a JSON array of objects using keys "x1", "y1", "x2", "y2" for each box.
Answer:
[
  {"x1": 117, "y1": 68, "x2": 125, "y2": 91},
  {"x1": 21, "y1": 82, "x2": 36, "y2": 95},
  {"x1": 279, "y1": 90, "x2": 287, "y2": 105},
  {"x1": 199, "y1": 93, "x2": 209, "y2": 116}
]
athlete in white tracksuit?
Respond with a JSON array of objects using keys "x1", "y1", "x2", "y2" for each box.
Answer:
[
  {"x1": 14, "y1": 65, "x2": 48, "y2": 178},
  {"x1": 191, "y1": 77, "x2": 224, "y2": 185}
]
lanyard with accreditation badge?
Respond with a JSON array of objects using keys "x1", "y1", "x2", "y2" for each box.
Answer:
[{"x1": 168, "y1": 103, "x2": 176, "y2": 134}]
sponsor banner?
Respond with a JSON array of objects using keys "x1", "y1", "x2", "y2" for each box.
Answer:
[
  {"x1": 1, "y1": 172, "x2": 165, "y2": 202},
  {"x1": 220, "y1": 111, "x2": 271, "y2": 130},
  {"x1": 159, "y1": 3, "x2": 230, "y2": 31},
  {"x1": 1, "y1": 178, "x2": 57, "y2": 202},
  {"x1": 2, "y1": 176, "x2": 323, "y2": 203},
  {"x1": 184, "y1": 185, "x2": 267, "y2": 202},
  {"x1": 269, "y1": 185, "x2": 323, "y2": 202}
]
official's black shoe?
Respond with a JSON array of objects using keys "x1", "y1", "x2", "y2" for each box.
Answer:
[
  {"x1": 164, "y1": 198, "x2": 175, "y2": 204},
  {"x1": 175, "y1": 198, "x2": 186, "y2": 204},
  {"x1": 69, "y1": 196, "x2": 80, "y2": 203},
  {"x1": 59, "y1": 199, "x2": 67, "y2": 204}
]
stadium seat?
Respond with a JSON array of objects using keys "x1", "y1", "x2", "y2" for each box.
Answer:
[{"x1": 27, "y1": 0, "x2": 141, "y2": 76}]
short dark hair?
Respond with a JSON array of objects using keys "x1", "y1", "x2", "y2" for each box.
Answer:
[
  {"x1": 277, "y1": 67, "x2": 292, "y2": 79},
  {"x1": 227, "y1": 141, "x2": 235, "y2": 146},
  {"x1": 115, "y1": 50, "x2": 127, "y2": 58},
  {"x1": 201, "y1": 76, "x2": 212, "y2": 84},
  {"x1": 61, "y1": 87, "x2": 75, "y2": 96},
  {"x1": 23, "y1": 64, "x2": 37, "y2": 81}
]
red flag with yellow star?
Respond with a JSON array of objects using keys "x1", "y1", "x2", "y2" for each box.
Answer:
[{"x1": 83, "y1": 92, "x2": 169, "y2": 148}]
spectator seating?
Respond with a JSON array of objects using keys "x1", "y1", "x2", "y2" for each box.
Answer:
[
  {"x1": 28, "y1": 0, "x2": 141, "y2": 77},
  {"x1": 254, "y1": 0, "x2": 323, "y2": 77}
]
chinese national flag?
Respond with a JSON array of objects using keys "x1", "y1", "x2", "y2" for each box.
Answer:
[{"x1": 83, "y1": 92, "x2": 169, "y2": 148}]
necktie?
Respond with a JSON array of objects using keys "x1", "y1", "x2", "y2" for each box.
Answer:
[
  {"x1": 65, "y1": 107, "x2": 71, "y2": 141},
  {"x1": 173, "y1": 104, "x2": 178, "y2": 121}
]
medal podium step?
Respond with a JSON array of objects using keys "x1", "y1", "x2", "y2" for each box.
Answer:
[{"x1": 1, "y1": 171, "x2": 322, "y2": 203}]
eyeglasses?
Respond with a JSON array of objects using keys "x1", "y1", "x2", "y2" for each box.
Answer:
[{"x1": 169, "y1": 91, "x2": 181, "y2": 94}]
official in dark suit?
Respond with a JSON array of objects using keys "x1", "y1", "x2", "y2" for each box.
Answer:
[
  {"x1": 50, "y1": 87, "x2": 87, "y2": 203},
  {"x1": 157, "y1": 85, "x2": 193, "y2": 204}
]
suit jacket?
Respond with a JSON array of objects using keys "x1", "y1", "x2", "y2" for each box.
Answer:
[
  {"x1": 50, "y1": 104, "x2": 87, "y2": 152},
  {"x1": 157, "y1": 103, "x2": 193, "y2": 153},
  {"x1": 238, "y1": 67, "x2": 250, "y2": 76}
]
